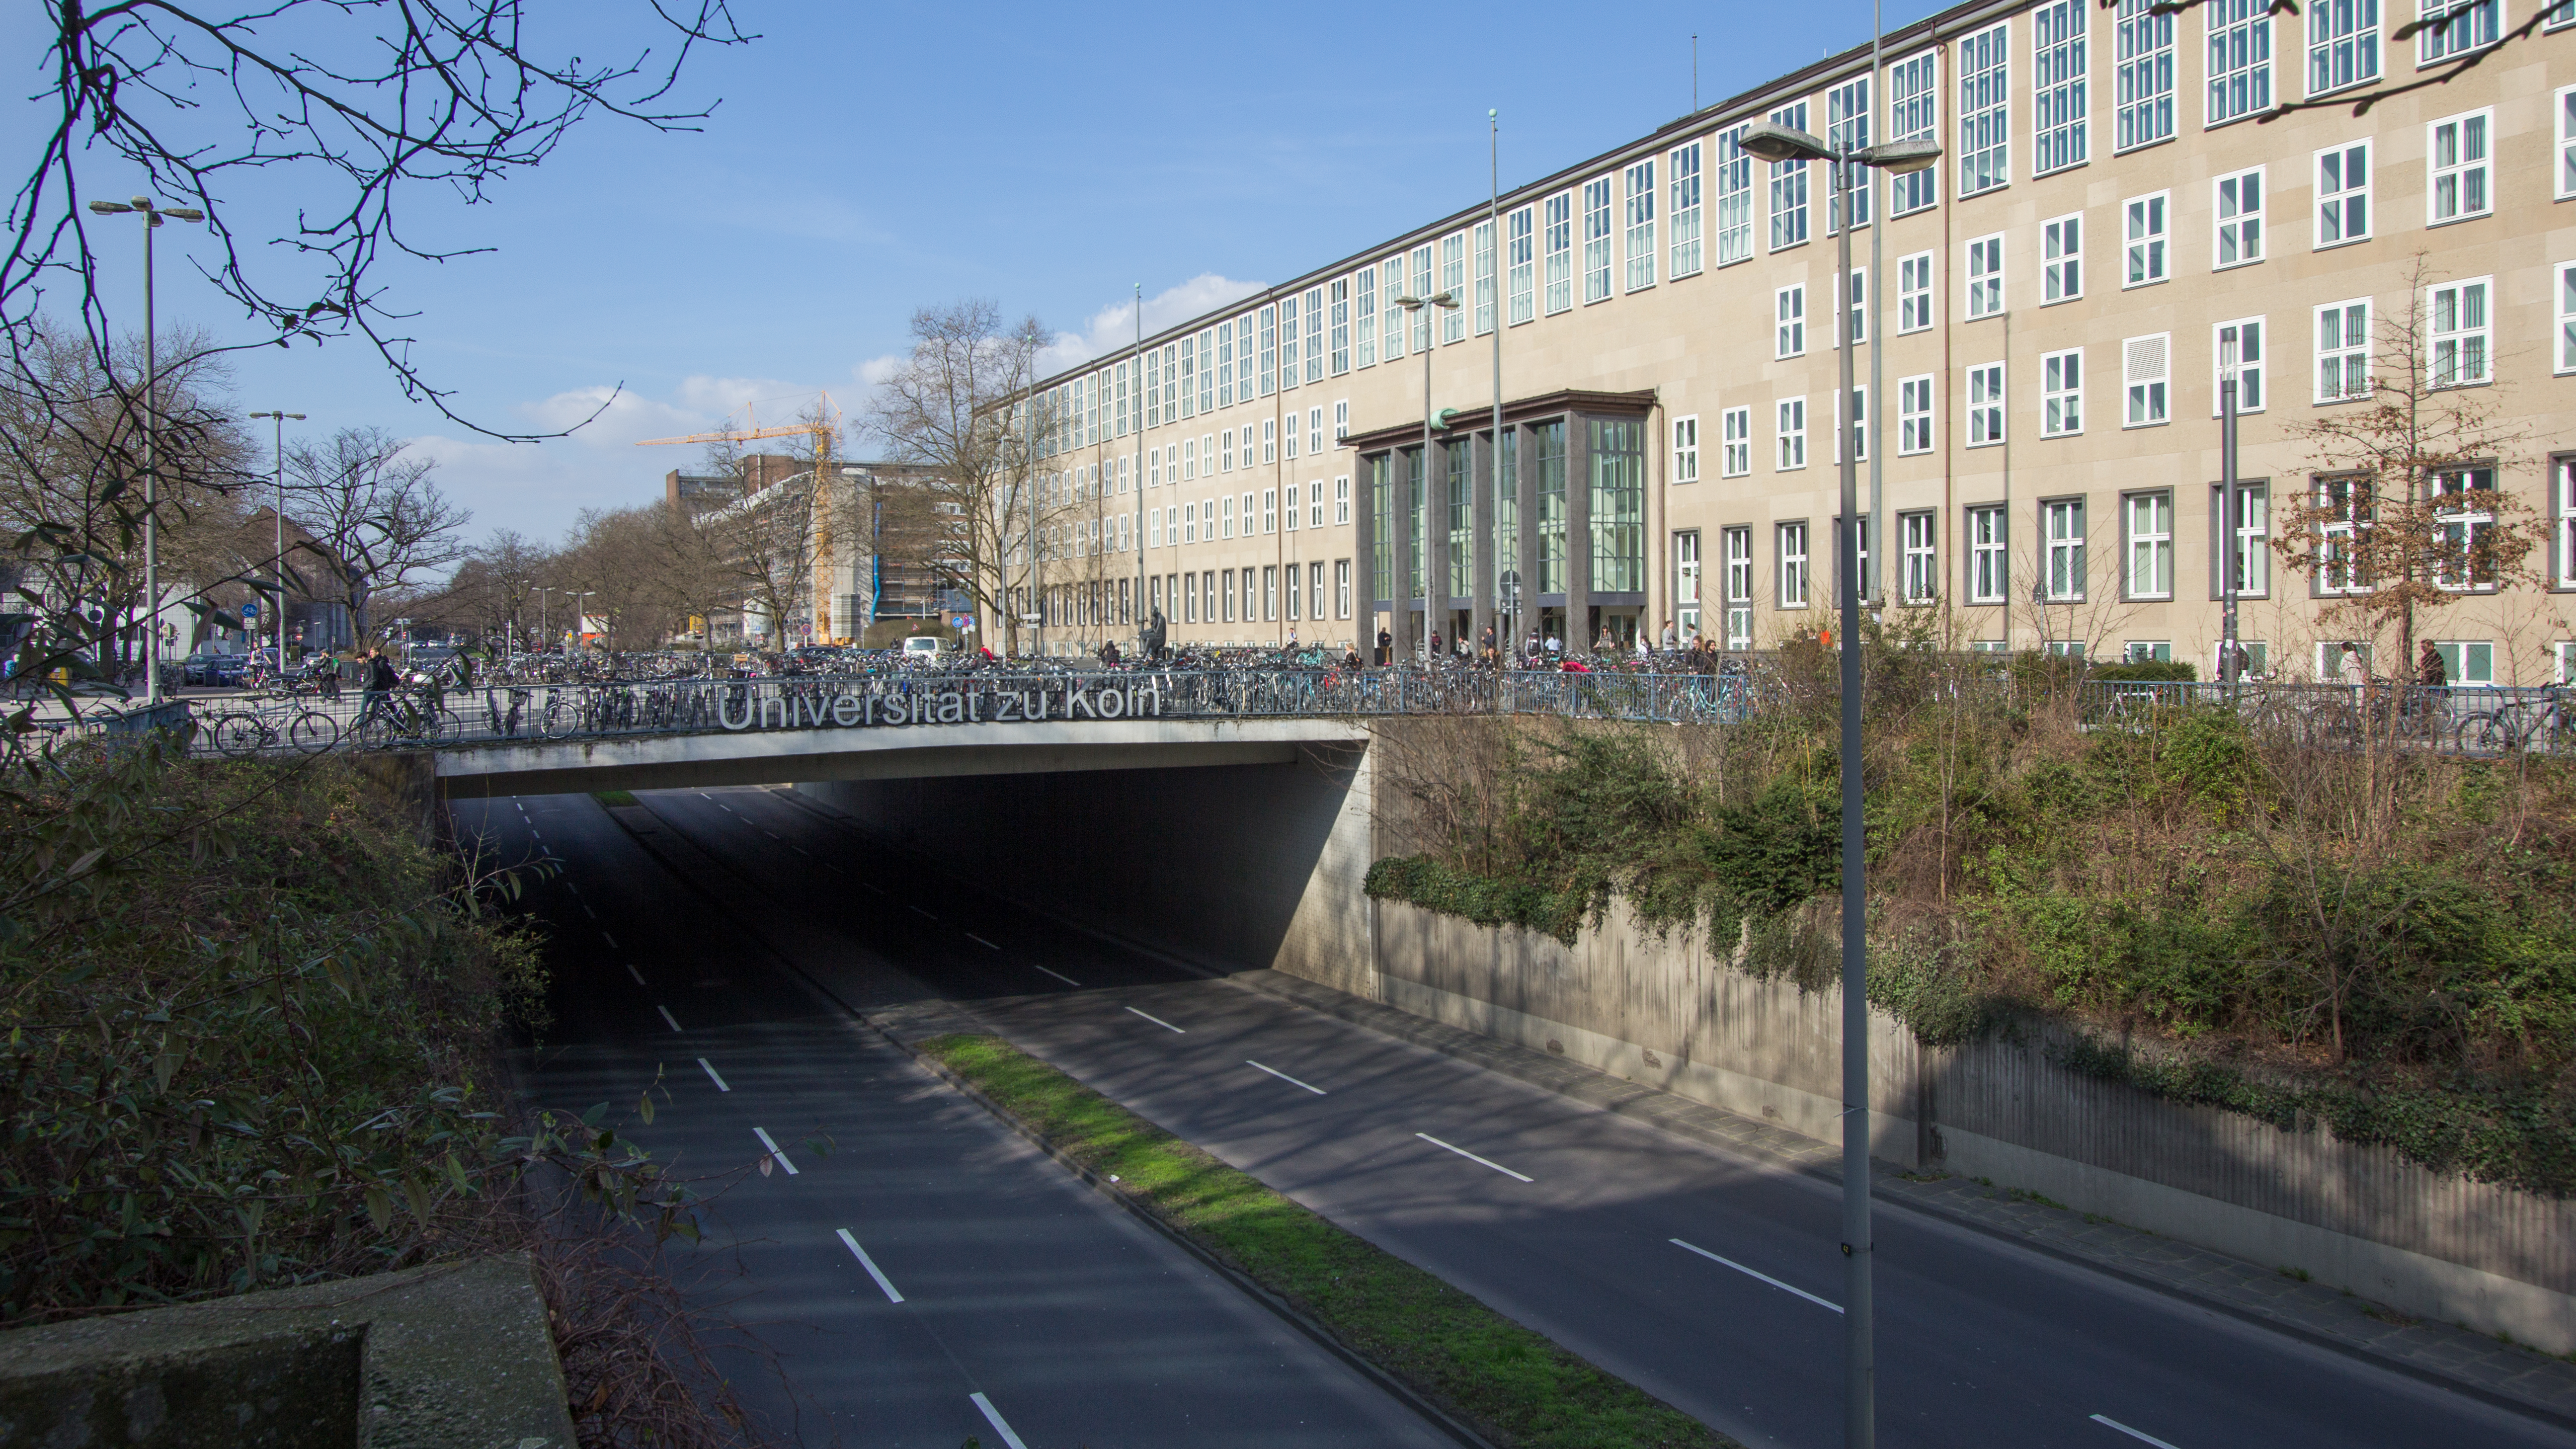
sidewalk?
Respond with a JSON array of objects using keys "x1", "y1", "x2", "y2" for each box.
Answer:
[{"x1": 1234, "y1": 966, "x2": 2576, "y2": 1429}]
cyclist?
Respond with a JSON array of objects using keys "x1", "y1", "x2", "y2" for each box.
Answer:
[{"x1": 355, "y1": 648, "x2": 402, "y2": 732}]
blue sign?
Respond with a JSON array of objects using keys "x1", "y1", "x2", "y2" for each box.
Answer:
[{"x1": 241, "y1": 601, "x2": 259, "y2": 617}]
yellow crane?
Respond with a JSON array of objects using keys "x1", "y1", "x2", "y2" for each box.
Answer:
[{"x1": 638, "y1": 395, "x2": 850, "y2": 644}]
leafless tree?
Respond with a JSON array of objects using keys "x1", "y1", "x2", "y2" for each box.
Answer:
[
  {"x1": 685, "y1": 426, "x2": 831, "y2": 653},
  {"x1": 865, "y1": 301, "x2": 1056, "y2": 655},
  {"x1": 277, "y1": 427, "x2": 470, "y2": 644}
]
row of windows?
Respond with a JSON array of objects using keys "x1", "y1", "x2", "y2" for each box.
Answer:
[{"x1": 1147, "y1": 563, "x2": 1355, "y2": 626}]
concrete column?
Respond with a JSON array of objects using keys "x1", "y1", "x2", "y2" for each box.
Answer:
[
  {"x1": 1426, "y1": 438, "x2": 1451, "y2": 653},
  {"x1": 1470, "y1": 429, "x2": 1494, "y2": 652},
  {"x1": 1516, "y1": 421, "x2": 1540, "y2": 654},
  {"x1": 1352, "y1": 450, "x2": 1376, "y2": 656},
  {"x1": 1567, "y1": 414, "x2": 1592, "y2": 652}
]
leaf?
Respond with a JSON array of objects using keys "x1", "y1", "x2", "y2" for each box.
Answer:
[
  {"x1": 636, "y1": 1092, "x2": 654, "y2": 1126},
  {"x1": 363, "y1": 1187, "x2": 392, "y2": 1234}
]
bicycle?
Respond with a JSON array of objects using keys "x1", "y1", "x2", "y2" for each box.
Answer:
[
  {"x1": 207, "y1": 697, "x2": 339, "y2": 756},
  {"x1": 2454, "y1": 690, "x2": 2571, "y2": 756},
  {"x1": 350, "y1": 685, "x2": 462, "y2": 748}
]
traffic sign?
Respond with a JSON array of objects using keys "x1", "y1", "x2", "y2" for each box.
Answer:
[{"x1": 241, "y1": 600, "x2": 259, "y2": 617}]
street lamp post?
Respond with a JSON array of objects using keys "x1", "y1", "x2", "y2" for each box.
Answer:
[
  {"x1": 248, "y1": 411, "x2": 305, "y2": 670},
  {"x1": 2219, "y1": 335, "x2": 2242, "y2": 683},
  {"x1": 1392, "y1": 290, "x2": 1460, "y2": 662},
  {"x1": 87, "y1": 196, "x2": 205, "y2": 705},
  {"x1": 566, "y1": 591, "x2": 597, "y2": 652},
  {"x1": 1737, "y1": 118, "x2": 1940, "y2": 1449}
]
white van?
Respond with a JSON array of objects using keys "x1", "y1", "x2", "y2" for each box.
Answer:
[{"x1": 901, "y1": 636, "x2": 950, "y2": 659}]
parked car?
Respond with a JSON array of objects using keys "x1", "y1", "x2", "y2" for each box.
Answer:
[
  {"x1": 901, "y1": 636, "x2": 951, "y2": 660},
  {"x1": 179, "y1": 651, "x2": 249, "y2": 687}
]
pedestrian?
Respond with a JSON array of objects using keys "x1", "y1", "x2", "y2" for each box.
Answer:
[
  {"x1": 1342, "y1": 645, "x2": 1363, "y2": 671},
  {"x1": 1596, "y1": 624, "x2": 1615, "y2": 653},
  {"x1": 1428, "y1": 629, "x2": 1443, "y2": 659},
  {"x1": 2338, "y1": 642, "x2": 2368, "y2": 696},
  {"x1": 1376, "y1": 627, "x2": 1392, "y2": 665},
  {"x1": 1660, "y1": 619, "x2": 1678, "y2": 650},
  {"x1": 1480, "y1": 624, "x2": 1496, "y2": 656},
  {"x1": 2416, "y1": 640, "x2": 2445, "y2": 689},
  {"x1": 1544, "y1": 633, "x2": 1562, "y2": 659},
  {"x1": 357, "y1": 647, "x2": 402, "y2": 731}
]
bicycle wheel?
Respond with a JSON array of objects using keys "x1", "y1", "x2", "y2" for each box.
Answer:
[
  {"x1": 350, "y1": 711, "x2": 398, "y2": 749},
  {"x1": 209, "y1": 714, "x2": 268, "y2": 757},
  {"x1": 288, "y1": 710, "x2": 340, "y2": 752},
  {"x1": 2453, "y1": 712, "x2": 2506, "y2": 756}
]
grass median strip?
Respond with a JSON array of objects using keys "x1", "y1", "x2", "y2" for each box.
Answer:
[{"x1": 918, "y1": 1033, "x2": 1729, "y2": 1449}]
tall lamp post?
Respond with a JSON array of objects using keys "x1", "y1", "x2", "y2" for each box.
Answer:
[
  {"x1": 565, "y1": 591, "x2": 597, "y2": 652},
  {"x1": 87, "y1": 195, "x2": 205, "y2": 705},
  {"x1": 248, "y1": 411, "x2": 305, "y2": 668},
  {"x1": 1391, "y1": 290, "x2": 1460, "y2": 662},
  {"x1": 1737, "y1": 118, "x2": 1940, "y2": 1449},
  {"x1": 2219, "y1": 334, "x2": 2242, "y2": 683}
]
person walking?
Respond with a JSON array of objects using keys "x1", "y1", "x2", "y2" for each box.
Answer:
[
  {"x1": 1660, "y1": 619, "x2": 1679, "y2": 650},
  {"x1": 1375, "y1": 627, "x2": 1392, "y2": 666},
  {"x1": 2338, "y1": 641, "x2": 2368, "y2": 700}
]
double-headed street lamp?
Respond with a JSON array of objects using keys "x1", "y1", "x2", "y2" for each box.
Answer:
[
  {"x1": 1735, "y1": 118, "x2": 1939, "y2": 1449},
  {"x1": 87, "y1": 196, "x2": 204, "y2": 705},
  {"x1": 248, "y1": 411, "x2": 306, "y2": 669},
  {"x1": 1392, "y1": 290, "x2": 1460, "y2": 662}
]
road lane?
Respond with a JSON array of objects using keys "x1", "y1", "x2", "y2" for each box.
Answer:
[
  {"x1": 634, "y1": 783, "x2": 2575, "y2": 1449},
  {"x1": 458, "y1": 793, "x2": 1455, "y2": 1449}
]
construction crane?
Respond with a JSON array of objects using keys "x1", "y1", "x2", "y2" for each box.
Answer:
[{"x1": 638, "y1": 394, "x2": 849, "y2": 644}]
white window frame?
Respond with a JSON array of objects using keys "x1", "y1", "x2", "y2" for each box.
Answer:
[
  {"x1": 2042, "y1": 348, "x2": 2084, "y2": 436},
  {"x1": 1723, "y1": 525, "x2": 1755, "y2": 647},
  {"x1": 1715, "y1": 125, "x2": 1755, "y2": 266},
  {"x1": 2429, "y1": 276, "x2": 2492, "y2": 387},
  {"x1": 1776, "y1": 284, "x2": 1807, "y2": 358},
  {"x1": 2315, "y1": 141, "x2": 2371, "y2": 248},
  {"x1": 2559, "y1": 262, "x2": 2576, "y2": 376},
  {"x1": 1334, "y1": 475, "x2": 1351, "y2": 526},
  {"x1": 1888, "y1": 49, "x2": 1941, "y2": 217},
  {"x1": 1507, "y1": 205, "x2": 1536, "y2": 325},
  {"x1": 2316, "y1": 297, "x2": 2374, "y2": 402},
  {"x1": 2215, "y1": 317, "x2": 2266, "y2": 413},
  {"x1": 2044, "y1": 497, "x2": 2089, "y2": 601},
  {"x1": 1670, "y1": 140, "x2": 1705, "y2": 279},
  {"x1": 2205, "y1": 0, "x2": 2275, "y2": 128},
  {"x1": 2124, "y1": 332, "x2": 2172, "y2": 426},
  {"x1": 1899, "y1": 374, "x2": 1936, "y2": 455},
  {"x1": 2114, "y1": 0, "x2": 2177, "y2": 151},
  {"x1": 1673, "y1": 415, "x2": 1701, "y2": 484},
  {"x1": 1583, "y1": 175, "x2": 1616, "y2": 304},
  {"x1": 2556, "y1": 456, "x2": 2576, "y2": 586},
  {"x1": 1968, "y1": 504, "x2": 2009, "y2": 603},
  {"x1": 2560, "y1": 84, "x2": 2576, "y2": 201},
  {"x1": 2317, "y1": 475, "x2": 2367, "y2": 595},
  {"x1": 2126, "y1": 489, "x2": 2174, "y2": 598},
  {"x1": 2427, "y1": 109, "x2": 2492, "y2": 225},
  {"x1": 1770, "y1": 101, "x2": 1813, "y2": 250},
  {"x1": 2033, "y1": 0, "x2": 2091, "y2": 176},
  {"x1": 1967, "y1": 362, "x2": 2007, "y2": 446},
  {"x1": 2416, "y1": 0, "x2": 2501, "y2": 64},
  {"x1": 1778, "y1": 521, "x2": 1811, "y2": 608},
  {"x1": 1827, "y1": 77, "x2": 1875, "y2": 231},
  {"x1": 1833, "y1": 268, "x2": 1866, "y2": 347},
  {"x1": 2307, "y1": 0, "x2": 2381, "y2": 97},
  {"x1": 1898, "y1": 250, "x2": 1935, "y2": 332},
  {"x1": 2433, "y1": 467, "x2": 2497, "y2": 592},
  {"x1": 1473, "y1": 223, "x2": 1496, "y2": 336},
  {"x1": 1721, "y1": 406, "x2": 1753, "y2": 477},
  {"x1": 1624, "y1": 159, "x2": 1658, "y2": 292},
  {"x1": 2123, "y1": 191, "x2": 2169, "y2": 286},
  {"x1": 2042, "y1": 213, "x2": 2083, "y2": 303},
  {"x1": 1830, "y1": 386, "x2": 1868, "y2": 464},
  {"x1": 1443, "y1": 233, "x2": 1468, "y2": 344},
  {"x1": 1777, "y1": 397, "x2": 1808, "y2": 471},
  {"x1": 1959, "y1": 22, "x2": 2011, "y2": 197},
  {"x1": 2213, "y1": 166, "x2": 2264, "y2": 268},
  {"x1": 1966, "y1": 232, "x2": 2005, "y2": 318},
  {"x1": 1901, "y1": 510, "x2": 1939, "y2": 603},
  {"x1": 1543, "y1": 192, "x2": 1574, "y2": 315}
]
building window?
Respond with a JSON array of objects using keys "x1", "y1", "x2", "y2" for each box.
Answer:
[
  {"x1": 1624, "y1": 159, "x2": 1658, "y2": 291},
  {"x1": 2034, "y1": 0, "x2": 2089, "y2": 175},
  {"x1": 1673, "y1": 415, "x2": 1700, "y2": 484},
  {"x1": 2433, "y1": 467, "x2": 2497, "y2": 590},
  {"x1": 1182, "y1": 437, "x2": 1198, "y2": 481},
  {"x1": 1968, "y1": 363, "x2": 2006, "y2": 445},
  {"x1": 1966, "y1": 233, "x2": 2004, "y2": 318},
  {"x1": 1583, "y1": 176, "x2": 1615, "y2": 303},
  {"x1": 1277, "y1": 299, "x2": 1296, "y2": 391},
  {"x1": 1776, "y1": 285, "x2": 1807, "y2": 357},
  {"x1": 1968, "y1": 504, "x2": 2009, "y2": 603},
  {"x1": 2214, "y1": 167, "x2": 2264, "y2": 267},
  {"x1": 1284, "y1": 562, "x2": 1299, "y2": 620},
  {"x1": 2124, "y1": 191, "x2": 2169, "y2": 286},
  {"x1": 1385, "y1": 257, "x2": 1410, "y2": 359},
  {"x1": 1675, "y1": 530, "x2": 1702, "y2": 640},
  {"x1": 1507, "y1": 206, "x2": 1535, "y2": 325},
  {"x1": 2427, "y1": 110, "x2": 2492, "y2": 224},
  {"x1": 1715, "y1": 125, "x2": 1755, "y2": 266},
  {"x1": 1309, "y1": 406, "x2": 1325, "y2": 457},
  {"x1": 1723, "y1": 526, "x2": 1754, "y2": 647},
  {"x1": 1334, "y1": 475, "x2": 1350, "y2": 526},
  {"x1": 2126, "y1": 490, "x2": 2174, "y2": 597},
  {"x1": 1306, "y1": 286, "x2": 1326, "y2": 383},
  {"x1": 1590, "y1": 420, "x2": 1646, "y2": 593},
  {"x1": 1354, "y1": 268, "x2": 1376, "y2": 370},
  {"x1": 2316, "y1": 142, "x2": 2370, "y2": 247},
  {"x1": 1901, "y1": 511, "x2": 1939, "y2": 603},
  {"x1": 2560, "y1": 262, "x2": 2576, "y2": 375},
  {"x1": 1335, "y1": 559, "x2": 1351, "y2": 619},
  {"x1": 2045, "y1": 498, "x2": 2088, "y2": 600},
  {"x1": 1769, "y1": 101, "x2": 1812, "y2": 249},
  {"x1": 1411, "y1": 247, "x2": 1435, "y2": 350},
  {"x1": 2220, "y1": 480, "x2": 2272, "y2": 596},
  {"x1": 1263, "y1": 486, "x2": 1278, "y2": 535},
  {"x1": 1217, "y1": 326, "x2": 1235, "y2": 410},
  {"x1": 2317, "y1": 298, "x2": 2373, "y2": 401},
  {"x1": 2216, "y1": 318, "x2": 2265, "y2": 411},
  {"x1": 2430, "y1": 277, "x2": 2491, "y2": 386},
  {"x1": 1831, "y1": 386, "x2": 1868, "y2": 463},
  {"x1": 2124, "y1": 333, "x2": 2171, "y2": 425},
  {"x1": 1221, "y1": 493, "x2": 1236, "y2": 540},
  {"x1": 2417, "y1": 0, "x2": 2499, "y2": 62},
  {"x1": 1442, "y1": 233, "x2": 1468, "y2": 343},
  {"x1": 1182, "y1": 501, "x2": 1198, "y2": 545},
  {"x1": 1334, "y1": 401, "x2": 1349, "y2": 443},
  {"x1": 1835, "y1": 269, "x2": 1866, "y2": 346},
  {"x1": 1897, "y1": 251, "x2": 1934, "y2": 333},
  {"x1": 1220, "y1": 431, "x2": 1235, "y2": 473},
  {"x1": 1543, "y1": 192, "x2": 1573, "y2": 314},
  {"x1": 2042, "y1": 348, "x2": 2084, "y2": 436},
  {"x1": 1888, "y1": 50, "x2": 1940, "y2": 216},
  {"x1": 2556, "y1": 457, "x2": 2576, "y2": 585},
  {"x1": 1721, "y1": 406, "x2": 1752, "y2": 477},
  {"x1": 2318, "y1": 475, "x2": 2367, "y2": 593},
  {"x1": 1263, "y1": 417, "x2": 1278, "y2": 465},
  {"x1": 1959, "y1": 22, "x2": 2010, "y2": 196},
  {"x1": 1307, "y1": 478, "x2": 1323, "y2": 530},
  {"x1": 2206, "y1": 0, "x2": 2274, "y2": 126},
  {"x1": 1827, "y1": 77, "x2": 1874, "y2": 229},
  {"x1": 1777, "y1": 398, "x2": 1808, "y2": 470},
  {"x1": 1285, "y1": 414, "x2": 1299, "y2": 462},
  {"x1": 1310, "y1": 561, "x2": 1326, "y2": 622},
  {"x1": 1778, "y1": 521, "x2": 1811, "y2": 608},
  {"x1": 2116, "y1": 0, "x2": 2177, "y2": 150},
  {"x1": 2561, "y1": 84, "x2": 2576, "y2": 200},
  {"x1": 1149, "y1": 506, "x2": 1163, "y2": 549},
  {"x1": 1899, "y1": 375, "x2": 1935, "y2": 455},
  {"x1": 1264, "y1": 565, "x2": 1278, "y2": 621},
  {"x1": 1670, "y1": 140, "x2": 1704, "y2": 279},
  {"x1": 2042, "y1": 214, "x2": 2082, "y2": 302},
  {"x1": 2308, "y1": 0, "x2": 2380, "y2": 96},
  {"x1": 2432, "y1": 641, "x2": 2496, "y2": 686},
  {"x1": 1474, "y1": 220, "x2": 1496, "y2": 336}
]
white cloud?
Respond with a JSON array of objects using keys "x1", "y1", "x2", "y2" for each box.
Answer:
[{"x1": 1035, "y1": 273, "x2": 1264, "y2": 375}]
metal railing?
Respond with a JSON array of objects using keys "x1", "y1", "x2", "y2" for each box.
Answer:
[{"x1": 2077, "y1": 679, "x2": 2573, "y2": 755}]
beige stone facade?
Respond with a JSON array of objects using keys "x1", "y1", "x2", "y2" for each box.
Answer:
[{"x1": 1019, "y1": 0, "x2": 2576, "y2": 681}]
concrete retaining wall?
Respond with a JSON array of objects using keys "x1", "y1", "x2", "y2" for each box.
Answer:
[{"x1": 1362, "y1": 896, "x2": 2576, "y2": 1355}]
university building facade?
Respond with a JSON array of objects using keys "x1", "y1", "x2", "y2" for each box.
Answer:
[{"x1": 1016, "y1": 0, "x2": 2576, "y2": 683}]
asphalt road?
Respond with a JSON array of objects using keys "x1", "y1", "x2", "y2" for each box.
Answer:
[
  {"x1": 470, "y1": 785, "x2": 2572, "y2": 1449},
  {"x1": 461, "y1": 793, "x2": 1456, "y2": 1449}
]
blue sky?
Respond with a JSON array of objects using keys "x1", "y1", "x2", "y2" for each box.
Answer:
[{"x1": 28, "y1": 0, "x2": 1950, "y2": 552}]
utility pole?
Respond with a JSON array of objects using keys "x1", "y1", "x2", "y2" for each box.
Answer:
[
  {"x1": 249, "y1": 411, "x2": 305, "y2": 668},
  {"x1": 2220, "y1": 333, "x2": 2241, "y2": 683},
  {"x1": 87, "y1": 196, "x2": 204, "y2": 704}
]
